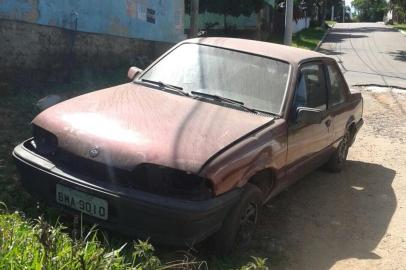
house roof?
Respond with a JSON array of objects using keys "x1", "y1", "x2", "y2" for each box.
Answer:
[{"x1": 184, "y1": 37, "x2": 329, "y2": 66}]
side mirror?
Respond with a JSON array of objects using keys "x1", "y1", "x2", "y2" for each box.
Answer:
[
  {"x1": 296, "y1": 107, "x2": 322, "y2": 125},
  {"x1": 128, "y1": 66, "x2": 143, "y2": 81}
]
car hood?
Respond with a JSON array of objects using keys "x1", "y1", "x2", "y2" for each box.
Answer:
[{"x1": 32, "y1": 83, "x2": 273, "y2": 173}]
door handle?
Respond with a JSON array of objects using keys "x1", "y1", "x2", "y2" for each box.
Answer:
[{"x1": 325, "y1": 119, "x2": 331, "y2": 127}]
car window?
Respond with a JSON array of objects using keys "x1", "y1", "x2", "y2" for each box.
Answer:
[
  {"x1": 292, "y1": 64, "x2": 327, "y2": 113},
  {"x1": 327, "y1": 64, "x2": 347, "y2": 107},
  {"x1": 140, "y1": 44, "x2": 291, "y2": 114}
]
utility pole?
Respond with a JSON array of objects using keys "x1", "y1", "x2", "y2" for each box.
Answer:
[
  {"x1": 284, "y1": 0, "x2": 293, "y2": 45},
  {"x1": 190, "y1": 0, "x2": 199, "y2": 37},
  {"x1": 342, "y1": 0, "x2": 345, "y2": 23},
  {"x1": 331, "y1": 6, "x2": 334, "y2": 21},
  {"x1": 321, "y1": 1, "x2": 327, "y2": 29}
]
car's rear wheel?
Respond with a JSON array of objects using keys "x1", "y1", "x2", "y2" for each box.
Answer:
[
  {"x1": 210, "y1": 183, "x2": 262, "y2": 255},
  {"x1": 326, "y1": 131, "x2": 351, "y2": 172}
]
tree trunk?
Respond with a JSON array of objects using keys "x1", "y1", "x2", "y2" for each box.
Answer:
[
  {"x1": 223, "y1": 13, "x2": 227, "y2": 34},
  {"x1": 256, "y1": 8, "x2": 263, "y2": 40},
  {"x1": 189, "y1": 0, "x2": 199, "y2": 37},
  {"x1": 284, "y1": 0, "x2": 293, "y2": 45},
  {"x1": 321, "y1": 3, "x2": 327, "y2": 29}
]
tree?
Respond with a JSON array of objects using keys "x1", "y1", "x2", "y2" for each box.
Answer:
[
  {"x1": 189, "y1": 0, "x2": 199, "y2": 37},
  {"x1": 389, "y1": 0, "x2": 406, "y2": 23},
  {"x1": 352, "y1": 0, "x2": 388, "y2": 22},
  {"x1": 303, "y1": 0, "x2": 344, "y2": 26},
  {"x1": 186, "y1": 0, "x2": 265, "y2": 30}
]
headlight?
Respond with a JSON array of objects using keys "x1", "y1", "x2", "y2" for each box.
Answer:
[
  {"x1": 32, "y1": 125, "x2": 58, "y2": 155},
  {"x1": 131, "y1": 164, "x2": 213, "y2": 201}
]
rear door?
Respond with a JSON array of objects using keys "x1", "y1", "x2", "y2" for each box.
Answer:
[{"x1": 286, "y1": 62, "x2": 334, "y2": 183}]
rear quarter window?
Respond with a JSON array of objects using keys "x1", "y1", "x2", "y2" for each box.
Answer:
[{"x1": 327, "y1": 64, "x2": 347, "y2": 107}]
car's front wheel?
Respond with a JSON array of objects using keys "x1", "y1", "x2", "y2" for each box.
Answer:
[
  {"x1": 210, "y1": 183, "x2": 262, "y2": 255},
  {"x1": 326, "y1": 131, "x2": 351, "y2": 172}
]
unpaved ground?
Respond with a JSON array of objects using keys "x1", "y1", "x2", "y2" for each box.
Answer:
[{"x1": 249, "y1": 88, "x2": 406, "y2": 269}]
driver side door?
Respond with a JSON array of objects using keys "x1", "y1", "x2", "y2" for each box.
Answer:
[{"x1": 286, "y1": 62, "x2": 334, "y2": 184}]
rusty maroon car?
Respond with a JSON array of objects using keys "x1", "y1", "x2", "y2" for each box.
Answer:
[{"x1": 13, "y1": 38, "x2": 363, "y2": 253}]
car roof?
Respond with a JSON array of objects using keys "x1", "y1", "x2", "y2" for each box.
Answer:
[{"x1": 183, "y1": 37, "x2": 330, "y2": 66}]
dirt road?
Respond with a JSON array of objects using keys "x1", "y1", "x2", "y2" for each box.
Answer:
[{"x1": 247, "y1": 88, "x2": 406, "y2": 269}]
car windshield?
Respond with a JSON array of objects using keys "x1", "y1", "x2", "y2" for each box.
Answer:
[{"x1": 139, "y1": 43, "x2": 291, "y2": 114}]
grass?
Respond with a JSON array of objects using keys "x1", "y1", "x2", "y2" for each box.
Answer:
[
  {"x1": 325, "y1": 20, "x2": 336, "y2": 27},
  {"x1": 0, "y1": 207, "x2": 206, "y2": 269},
  {"x1": 291, "y1": 27, "x2": 327, "y2": 50},
  {"x1": 393, "y1": 23, "x2": 406, "y2": 32},
  {"x1": 267, "y1": 26, "x2": 327, "y2": 51},
  {"x1": 0, "y1": 205, "x2": 270, "y2": 269}
]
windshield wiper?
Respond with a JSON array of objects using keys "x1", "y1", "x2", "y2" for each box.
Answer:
[
  {"x1": 140, "y1": 79, "x2": 189, "y2": 96},
  {"x1": 191, "y1": 91, "x2": 260, "y2": 114}
]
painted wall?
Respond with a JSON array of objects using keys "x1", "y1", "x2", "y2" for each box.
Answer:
[
  {"x1": 293, "y1": 17, "x2": 310, "y2": 33},
  {"x1": 184, "y1": 12, "x2": 257, "y2": 30},
  {"x1": 0, "y1": 0, "x2": 185, "y2": 43}
]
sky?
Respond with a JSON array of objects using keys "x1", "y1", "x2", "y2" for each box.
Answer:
[{"x1": 346, "y1": 0, "x2": 355, "y2": 13}]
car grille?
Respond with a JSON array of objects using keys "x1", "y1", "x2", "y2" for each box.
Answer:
[
  {"x1": 25, "y1": 140, "x2": 212, "y2": 201},
  {"x1": 52, "y1": 150, "x2": 132, "y2": 184}
]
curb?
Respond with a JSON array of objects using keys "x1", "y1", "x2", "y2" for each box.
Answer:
[
  {"x1": 389, "y1": 25, "x2": 406, "y2": 35},
  {"x1": 315, "y1": 27, "x2": 332, "y2": 51}
]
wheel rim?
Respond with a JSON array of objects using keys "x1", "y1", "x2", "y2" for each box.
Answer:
[
  {"x1": 236, "y1": 202, "x2": 258, "y2": 247},
  {"x1": 338, "y1": 134, "x2": 349, "y2": 164}
]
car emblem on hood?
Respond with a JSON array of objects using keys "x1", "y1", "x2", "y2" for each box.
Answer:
[{"x1": 89, "y1": 147, "x2": 99, "y2": 158}]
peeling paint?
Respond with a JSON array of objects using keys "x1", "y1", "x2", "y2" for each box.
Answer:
[{"x1": 0, "y1": 0, "x2": 185, "y2": 43}]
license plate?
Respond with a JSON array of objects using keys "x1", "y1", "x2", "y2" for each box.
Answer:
[{"x1": 56, "y1": 184, "x2": 108, "y2": 220}]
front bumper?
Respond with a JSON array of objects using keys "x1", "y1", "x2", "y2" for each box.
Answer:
[{"x1": 13, "y1": 139, "x2": 241, "y2": 246}]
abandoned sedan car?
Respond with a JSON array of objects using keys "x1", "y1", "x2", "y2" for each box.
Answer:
[{"x1": 13, "y1": 38, "x2": 363, "y2": 253}]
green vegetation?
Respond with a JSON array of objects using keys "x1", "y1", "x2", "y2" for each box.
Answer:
[
  {"x1": 268, "y1": 26, "x2": 327, "y2": 51},
  {"x1": 389, "y1": 0, "x2": 406, "y2": 23},
  {"x1": 291, "y1": 27, "x2": 326, "y2": 50},
  {"x1": 0, "y1": 205, "x2": 270, "y2": 269},
  {"x1": 325, "y1": 20, "x2": 336, "y2": 27},
  {"x1": 393, "y1": 23, "x2": 406, "y2": 31},
  {"x1": 352, "y1": 0, "x2": 387, "y2": 22},
  {"x1": 0, "y1": 207, "x2": 201, "y2": 269},
  {"x1": 185, "y1": 0, "x2": 264, "y2": 29}
]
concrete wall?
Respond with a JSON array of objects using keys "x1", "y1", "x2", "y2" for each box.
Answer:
[
  {"x1": 0, "y1": 0, "x2": 183, "y2": 91},
  {"x1": 0, "y1": 0, "x2": 185, "y2": 43},
  {"x1": 293, "y1": 17, "x2": 310, "y2": 33},
  {"x1": 0, "y1": 19, "x2": 173, "y2": 91}
]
